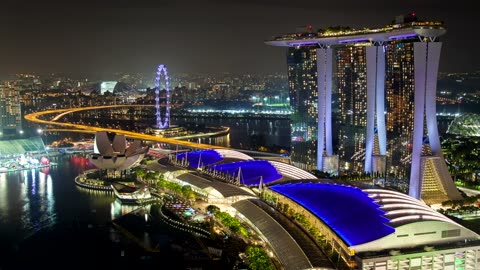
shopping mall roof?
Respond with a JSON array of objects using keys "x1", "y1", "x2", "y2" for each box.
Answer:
[
  {"x1": 176, "y1": 149, "x2": 223, "y2": 168},
  {"x1": 269, "y1": 182, "x2": 480, "y2": 252},
  {"x1": 176, "y1": 172, "x2": 256, "y2": 198},
  {"x1": 270, "y1": 182, "x2": 394, "y2": 246},
  {"x1": 211, "y1": 160, "x2": 283, "y2": 186}
]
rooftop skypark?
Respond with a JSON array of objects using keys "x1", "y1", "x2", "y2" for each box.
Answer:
[{"x1": 266, "y1": 13, "x2": 446, "y2": 47}]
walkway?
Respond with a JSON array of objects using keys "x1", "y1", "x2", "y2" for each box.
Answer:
[
  {"x1": 233, "y1": 199, "x2": 335, "y2": 270},
  {"x1": 248, "y1": 199, "x2": 335, "y2": 269},
  {"x1": 458, "y1": 186, "x2": 480, "y2": 197},
  {"x1": 145, "y1": 158, "x2": 334, "y2": 269}
]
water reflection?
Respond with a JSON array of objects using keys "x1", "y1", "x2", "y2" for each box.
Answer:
[
  {"x1": 76, "y1": 186, "x2": 113, "y2": 197},
  {"x1": 0, "y1": 173, "x2": 7, "y2": 215},
  {"x1": 171, "y1": 116, "x2": 291, "y2": 149},
  {"x1": 0, "y1": 154, "x2": 158, "y2": 255},
  {"x1": 110, "y1": 199, "x2": 151, "y2": 220},
  {"x1": 189, "y1": 133, "x2": 231, "y2": 147},
  {"x1": 0, "y1": 169, "x2": 57, "y2": 241}
]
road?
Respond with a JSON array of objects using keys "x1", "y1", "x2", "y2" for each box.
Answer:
[{"x1": 24, "y1": 105, "x2": 229, "y2": 150}]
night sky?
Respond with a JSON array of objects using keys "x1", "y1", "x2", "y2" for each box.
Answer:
[{"x1": 1, "y1": 0, "x2": 478, "y2": 77}]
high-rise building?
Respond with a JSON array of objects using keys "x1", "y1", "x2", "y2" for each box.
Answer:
[
  {"x1": 266, "y1": 13, "x2": 462, "y2": 204},
  {"x1": 286, "y1": 45, "x2": 318, "y2": 170},
  {"x1": 0, "y1": 85, "x2": 22, "y2": 139},
  {"x1": 335, "y1": 46, "x2": 368, "y2": 173}
]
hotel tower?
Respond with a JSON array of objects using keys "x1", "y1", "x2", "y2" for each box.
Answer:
[{"x1": 265, "y1": 13, "x2": 462, "y2": 204}]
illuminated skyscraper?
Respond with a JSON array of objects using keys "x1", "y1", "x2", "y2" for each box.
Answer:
[
  {"x1": 334, "y1": 46, "x2": 368, "y2": 173},
  {"x1": 0, "y1": 85, "x2": 22, "y2": 139},
  {"x1": 286, "y1": 45, "x2": 318, "y2": 170},
  {"x1": 266, "y1": 14, "x2": 462, "y2": 204}
]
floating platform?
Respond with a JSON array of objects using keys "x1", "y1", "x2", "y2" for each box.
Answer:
[{"x1": 111, "y1": 182, "x2": 153, "y2": 204}]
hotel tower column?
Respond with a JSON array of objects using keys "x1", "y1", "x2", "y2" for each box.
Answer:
[
  {"x1": 317, "y1": 45, "x2": 338, "y2": 174},
  {"x1": 408, "y1": 41, "x2": 462, "y2": 201},
  {"x1": 365, "y1": 44, "x2": 387, "y2": 174}
]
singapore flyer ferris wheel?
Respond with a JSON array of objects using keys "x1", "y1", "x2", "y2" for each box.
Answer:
[{"x1": 155, "y1": 64, "x2": 170, "y2": 129}]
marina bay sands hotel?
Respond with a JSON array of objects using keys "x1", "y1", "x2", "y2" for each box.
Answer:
[{"x1": 265, "y1": 13, "x2": 462, "y2": 204}]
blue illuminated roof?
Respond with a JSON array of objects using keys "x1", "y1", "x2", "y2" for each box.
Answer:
[
  {"x1": 211, "y1": 160, "x2": 282, "y2": 186},
  {"x1": 176, "y1": 150, "x2": 223, "y2": 168},
  {"x1": 269, "y1": 182, "x2": 394, "y2": 246}
]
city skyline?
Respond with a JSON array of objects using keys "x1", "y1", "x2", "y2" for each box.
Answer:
[{"x1": 1, "y1": 0, "x2": 477, "y2": 78}]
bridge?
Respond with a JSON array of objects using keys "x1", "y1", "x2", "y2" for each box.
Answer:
[{"x1": 24, "y1": 105, "x2": 228, "y2": 151}]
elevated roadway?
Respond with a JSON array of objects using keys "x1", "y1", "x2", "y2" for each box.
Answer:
[{"x1": 24, "y1": 106, "x2": 227, "y2": 150}]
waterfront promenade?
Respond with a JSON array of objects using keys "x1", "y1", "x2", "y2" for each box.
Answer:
[{"x1": 72, "y1": 155, "x2": 334, "y2": 270}]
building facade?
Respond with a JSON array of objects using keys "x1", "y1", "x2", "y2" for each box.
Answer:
[
  {"x1": 0, "y1": 85, "x2": 22, "y2": 139},
  {"x1": 267, "y1": 14, "x2": 462, "y2": 203},
  {"x1": 335, "y1": 46, "x2": 368, "y2": 173},
  {"x1": 286, "y1": 45, "x2": 318, "y2": 170},
  {"x1": 264, "y1": 183, "x2": 480, "y2": 270}
]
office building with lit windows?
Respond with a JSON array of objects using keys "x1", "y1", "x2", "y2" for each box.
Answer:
[
  {"x1": 266, "y1": 13, "x2": 462, "y2": 204},
  {"x1": 0, "y1": 85, "x2": 22, "y2": 139}
]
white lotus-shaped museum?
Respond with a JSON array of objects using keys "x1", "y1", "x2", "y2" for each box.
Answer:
[{"x1": 89, "y1": 131, "x2": 149, "y2": 171}]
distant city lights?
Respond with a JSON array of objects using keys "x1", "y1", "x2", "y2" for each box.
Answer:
[{"x1": 186, "y1": 108, "x2": 292, "y2": 115}]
